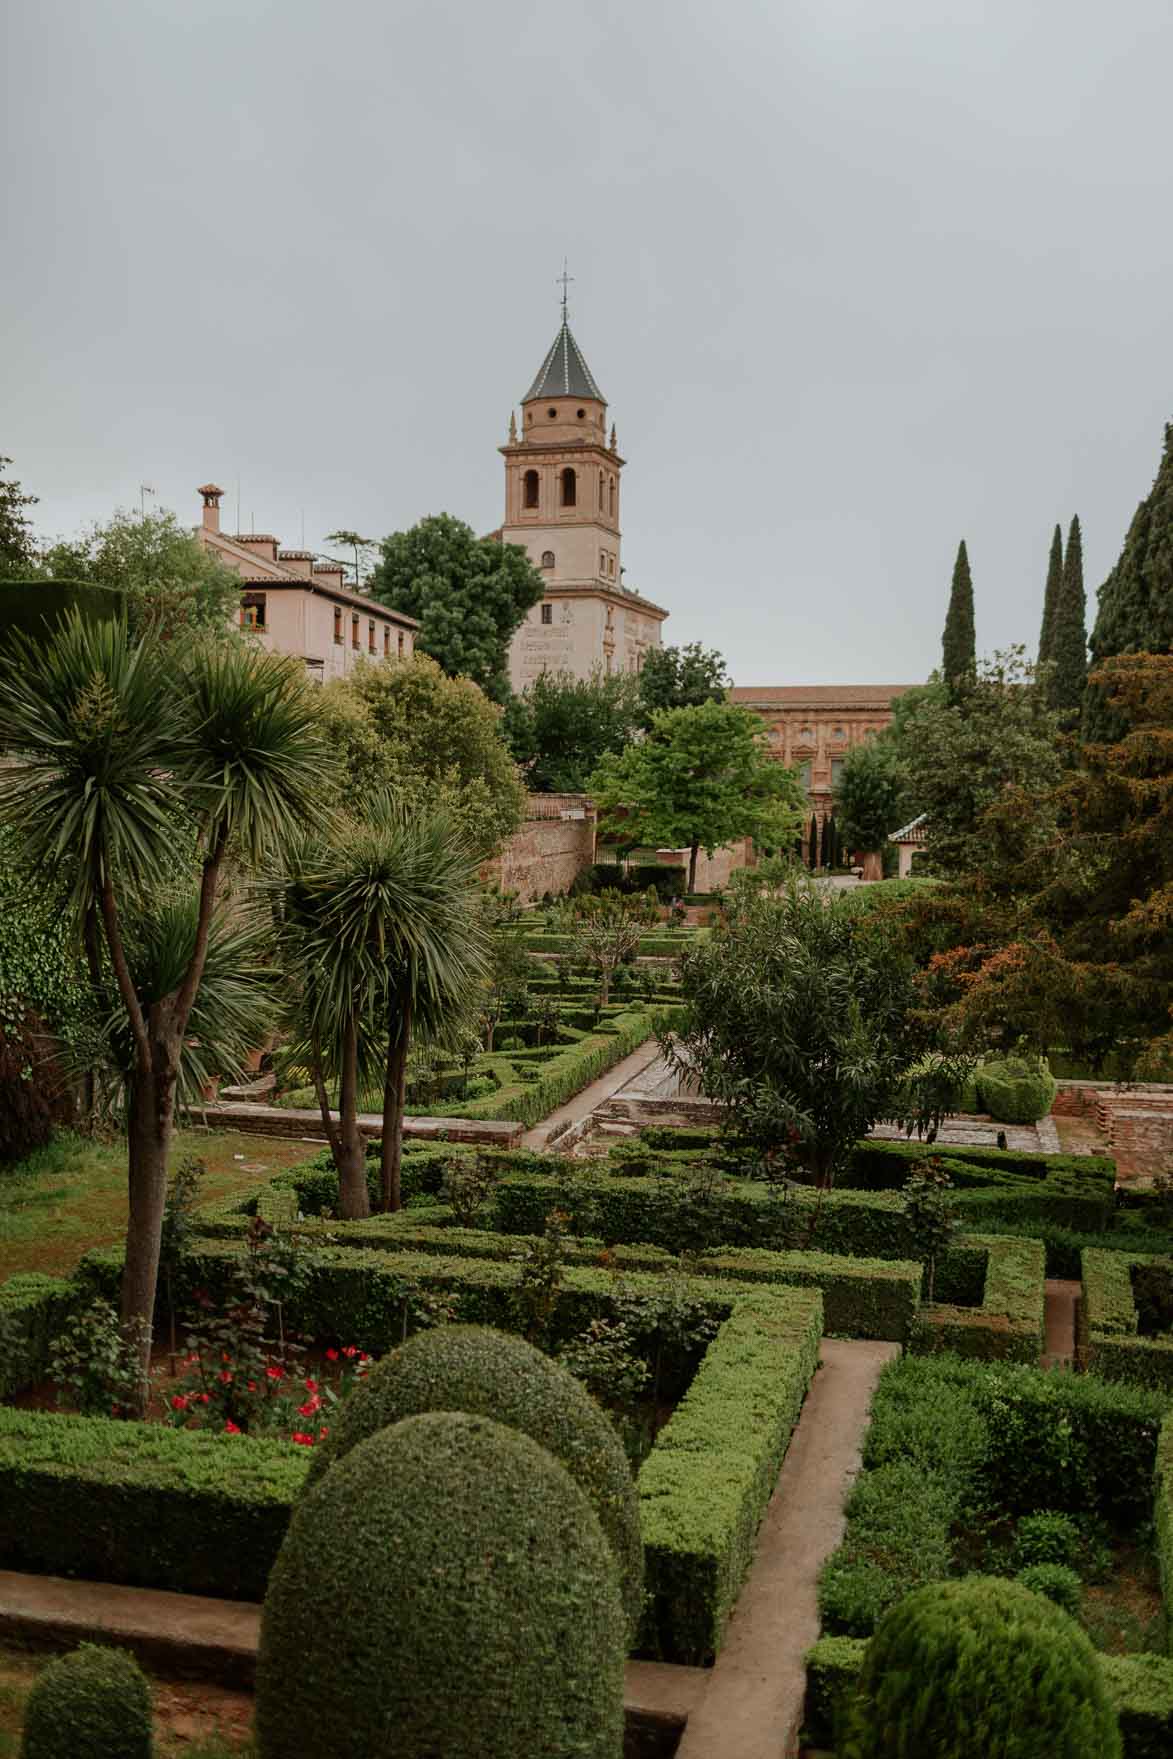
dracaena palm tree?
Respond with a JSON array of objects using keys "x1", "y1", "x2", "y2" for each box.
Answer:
[
  {"x1": 0, "y1": 612, "x2": 326, "y2": 1406},
  {"x1": 277, "y1": 798, "x2": 489, "y2": 1216}
]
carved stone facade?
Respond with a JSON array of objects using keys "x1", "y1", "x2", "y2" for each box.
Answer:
[
  {"x1": 729, "y1": 684, "x2": 915, "y2": 822},
  {"x1": 500, "y1": 314, "x2": 667, "y2": 691}
]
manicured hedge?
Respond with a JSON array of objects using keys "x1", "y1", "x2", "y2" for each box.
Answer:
[
  {"x1": 515, "y1": 930, "x2": 704, "y2": 958},
  {"x1": 638, "y1": 1287, "x2": 821, "y2": 1664},
  {"x1": 843, "y1": 1136, "x2": 1116, "y2": 1193},
  {"x1": 803, "y1": 1638, "x2": 1173, "y2": 1758},
  {"x1": 190, "y1": 1200, "x2": 919, "y2": 1341},
  {"x1": 975, "y1": 1216, "x2": 1173, "y2": 1280},
  {"x1": 0, "y1": 1408, "x2": 306, "y2": 1598},
  {"x1": 0, "y1": 1272, "x2": 75, "y2": 1400},
  {"x1": 459, "y1": 1007, "x2": 655, "y2": 1124},
  {"x1": 1154, "y1": 1414, "x2": 1173, "y2": 1634},
  {"x1": 910, "y1": 1234, "x2": 1046, "y2": 1364},
  {"x1": 1081, "y1": 1250, "x2": 1173, "y2": 1390}
]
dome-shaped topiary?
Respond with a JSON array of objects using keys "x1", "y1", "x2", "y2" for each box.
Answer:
[
  {"x1": 20, "y1": 1643, "x2": 152, "y2": 1759},
  {"x1": 257, "y1": 1410, "x2": 626, "y2": 1759},
  {"x1": 304, "y1": 1324, "x2": 643, "y2": 1634},
  {"x1": 977, "y1": 1055, "x2": 1057, "y2": 1125},
  {"x1": 839, "y1": 1576, "x2": 1121, "y2": 1759}
]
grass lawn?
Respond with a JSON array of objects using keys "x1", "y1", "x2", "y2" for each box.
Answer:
[
  {"x1": 0, "y1": 1130, "x2": 324, "y2": 1283},
  {"x1": 0, "y1": 1643, "x2": 255, "y2": 1757}
]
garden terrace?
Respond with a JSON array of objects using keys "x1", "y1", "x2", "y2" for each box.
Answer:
[
  {"x1": 806, "y1": 1355, "x2": 1173, "y2": 1754},
  {"x1": 14, "y1": 1243, "x2": 823, "y2": 1666}
]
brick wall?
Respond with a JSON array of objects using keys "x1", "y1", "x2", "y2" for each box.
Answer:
[{"x1": 483, "y1": 797, "x2": 597, "y2": 903}]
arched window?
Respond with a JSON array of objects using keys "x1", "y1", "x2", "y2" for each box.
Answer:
[
  {"x1": 609, "y1": 476, "x2": 616, "y2": 516},
  {"x1": 523, "y1": 469, "x2": 539, "y2": 509},
  {"x1": 540, "y1": 550, "x2": 555, "y2": 568},
  {"x1": 598, "y1": 469, "x2": 605, "y2": 508},
  {"x1": 561, "y1": 467, "x2": 576, "y2": 507}
]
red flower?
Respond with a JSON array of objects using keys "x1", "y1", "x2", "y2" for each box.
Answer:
[
  {"x1": 170, "y1": 1394, "x2": 189, "y2": 1411},
  {"x1": 303, "y1": 1378, "x2": 318, "y2": 1393},
  {"x1": 265, "y1": 1365, "x2": 284, "y2": 1381},
  {"x1": 197, "y1": 1393, "x2": 210, "y2": 1404},
  {"x1": 291, "y1": 1431, "x2": 315, "y2": 1447},
  {"x1": 357, "y1": 1352, "x2": 369, "y2": 1364},
  {"x1": 247, "y1": 1381, "x2": 258, "y2": 1392},
  {"x1": 325, "y1": 1348, "x2": 339, "y2": 1362},
  {"x1": 298, "y1": 1396, "x2": 321, "y2": 1417},
  {"x1": 318, "y1": 1425, "x2": 329, "y2": 1439},
  {"x1": 224, "y1": 1421, "x2": 241, "y2": 1435},
  {"x1": 342, "y1": 1346, "x2": 358, "y2": 1359},
  {"x1": 218, "y1": 1370, "x2": 233, "y2": 1384}
]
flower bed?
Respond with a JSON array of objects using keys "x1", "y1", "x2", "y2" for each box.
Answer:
[{"x1": 27, "y1": 1243, "x2": 822, "y2": 1663}]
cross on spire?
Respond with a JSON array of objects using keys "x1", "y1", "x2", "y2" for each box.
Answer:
[{"x1": 556, "y1": 258, "x2": 574, "y2": 321}]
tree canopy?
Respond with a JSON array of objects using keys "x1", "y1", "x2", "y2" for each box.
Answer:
[
  {"x1": 941, "y1": 539, "x2": 976, "y2": 695},
  {"x1": 1049, "y1": 513, "x2": 1087, "y2": 716},
  {"x1": 637, "y1": 642, "x2": 730, "y2": 726},
  {"x1": 833, "y1": 739, "x2": 908, "y2": 855},
  {"x1": 1086, "y1": 422, "x2": 1173, "y2": 738},
  {"x1": 311, "y1": 653, "x2": 524, "y2": 857},
  {"x1": 368, "y1": 513, "x2": 544, "y2": 702},
  {"x1": 1037, "y1": 524, "x2": 1064, "y2": 669},
  {"x1": 0, "y1": 457, "x2": 38, "y2": 576},
  {"x1": 502, "y1": 667, "x2": 642, "y2": 794},
  {"x1": 39, "y1": 509, "x2": 242, "y2": 638},
  {"x1": 588, "y1": 700, "x2": 806, "y2": 892}
]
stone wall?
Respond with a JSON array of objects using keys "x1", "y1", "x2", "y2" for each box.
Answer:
[{"x1": 484, "y1": 796, "x2": 597, "y2": 903}]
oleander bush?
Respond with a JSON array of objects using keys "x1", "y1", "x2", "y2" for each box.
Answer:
[
  {"x1": 837, "y1": 1577, "x2": 1121, "y2": 1759},
  {"x1": 255, "y1": 1411, "x2": 626, "y2": 1759},
  {"x1": 977, "y1": 1054, "x2": 1058, "y2": 1125},
  {"x1": 20, "y1": 1643, "x2": 153, "y2": 1759},
  {"x1": 302, "y1": 1325, "x2": 643, "y2": 1635}
]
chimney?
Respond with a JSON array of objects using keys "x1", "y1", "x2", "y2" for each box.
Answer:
[{"x1": 198, "y1": 483, "x2": 224, "y2": 535}]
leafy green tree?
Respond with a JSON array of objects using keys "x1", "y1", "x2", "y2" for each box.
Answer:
[
  {"x1": 1049, "y1": 514, "x2": 1087, "y2": 715},
  {"x1": 664, "y1": 882, "x2": 968, "y2": 1187},
  {"x1": 0, "y1": 457, "x2": 38, "y2": 576},
  {"x1": 324, "y1": 529, "x2": 377, "y2": 588},
  {"x1": 1037, "y1": 524, "x2": 1064, "y2": 667},
  {"x1": 941, "y1": 540, "x2": 976, "y2": 695},
  {"x1": 588, "y1": 701, "x2": 806, "y2": 893},
  {"x1": 834, "y1": 740, "x2": 907, "y2": 859},
  {"x1": 369, "y1": 513, "x2": 543, "y2": 701},
  {"x1": 312, "y1": 653, "x2": 524, "y2": 856},
  {"x1": 1086, "y1": 424, "x2": 1173, "y2": 739},
  {"x1": 277, "y1": 799, "x2": 489, "y2": 1215},
  {"x1": 898, "y1": 649, "x2": 1062, "y2": 877},
  {"x1": 0, "y1": 615, "x2": 325, "y2": 1402},
  {"x1": 41, "y1": 509, "x2": 242, "y2": 638},
  {"x1": 503, "y1": 667, "x2": 642, "y2": 793},
  {"x1": 569, "y1": 890, "x2": 645, "y2": 1006},
  {"x1": 637, "y1": 642, "x2": 730, "y2": 726}
]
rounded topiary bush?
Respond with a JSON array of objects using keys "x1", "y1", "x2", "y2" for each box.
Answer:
[
  {"x1": 1017, "y1": 1563, "x2": 1083, "y2": 1615},
  {"x1": 304, "y1": 1324, "x2": 643, "y2": 1634},
  {"x1": 839, "y1": 1576, "x2": 1121, "y2": 1759},
  {"x1": 20, "y1": 1643, "x2": 152, "y2": 1759},
  {"x1": 977, "y1": 1055, "x2": 1057, "y2": 1125},
  {"x1": 1012, "y1": 1510, "x2": 1082, "y2": 1572},
  {"x1": 257, "y1": 1410, "x2": 626, "y2": 1759}
]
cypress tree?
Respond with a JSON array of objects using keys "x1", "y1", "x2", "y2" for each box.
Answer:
[
  {"x1": 1086, "y1": 423, "x2": 1173, "y2": 738},
  {"x1": 1038, "y1": 524, "x2": 1063, "y2": 666},
  {"x1": 808, "y1": 814, "x2": 819, "y2": 869},
  {"x1": 942, "y1": 540, "x2": 976, "y2": 695},
  {"x1": 1049, "y1": 515, "x2": 1087, "y2": 715}
]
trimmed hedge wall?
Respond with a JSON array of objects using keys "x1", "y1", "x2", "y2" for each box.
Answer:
[
  {"x1": 0, "y1": 1408, "x2": 306, "y2": 1598},
  {"x1": 461, "y1": 1007, "x2": 654, "y2": 1125},
  {"x1": 842, "y1": 1135, "x2": 1116, "y2": 1192},
  {"x1": 0, "y1": 1272, "x2": 75, "y2": 1400},
  {"x1": 1081, "y1": 1250, "x2": 1173, "y2": 1390},
  {"x1": 638, "y1": 1287, "x2": 822, "y2": 1664},
  {"x1": 1154, "y1": 1413, "x2": 1173, "y2": 1639},
  {"x1": 190, "y1": 1198, "x2": 919, "y2": 1341},
  {"x1": 515, "y1": 930, "x2": 704, "y2": 958},
  {"x1": 803, "y1": 1637, "x2": 1173, "y2": 1758},
  {"x1": 910, "y1": 1234, "x2": 1046, "y2": 1364}
]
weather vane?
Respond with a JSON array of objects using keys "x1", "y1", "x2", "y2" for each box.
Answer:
[{"x1": 556, "y1": 258, "x2": 574, "y2": 320}]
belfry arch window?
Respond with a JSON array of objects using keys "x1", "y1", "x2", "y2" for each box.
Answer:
[
  {"x1": 609, "y1": 476, "x2": 616, "y2": 516},
  {"x1": 598, "y1": 469, "x2": 605, "y2": 508},
  {"x1": 540, "y1": 550, "x2": 555, "y2": 568},
  {"x1": 523, "y1": 469, "x2": 539, "y2": 509},
  {"x1": 560, "y1": 467, "x2": 577, "y2": 508}
]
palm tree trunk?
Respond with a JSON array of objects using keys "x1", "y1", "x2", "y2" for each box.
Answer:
[
  {"x1": 336, "y1": 1015, "x2": 369, "y2": 1220},
  {"x1": 380, "y1": 997, "x2": 412, "y2": 1213},
  {"x1": 122, "y1": 1068, "x2": 173, "y2": 1415}
]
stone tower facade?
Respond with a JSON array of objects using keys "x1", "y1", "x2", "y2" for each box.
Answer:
[{"x1": 502, "y1": 310, "x2": 667, "y2": 691}]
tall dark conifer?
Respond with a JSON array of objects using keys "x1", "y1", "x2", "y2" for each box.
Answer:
[
  {"x1": 808, "y1": 814, "x2": 819, "y2": 869},
  {"x1": 1050, "y1": 515, "x2": 1087, "y2": 716},
  {"x1": 1037, "y1": 524, "x2": 1063, "y2": 667},
  {"x1": 820, "y1": 814, "x2": 832, "y2": 869},
  {"x1": 942, "y1": 540, "x2": 976, "y2": 696},
  {"x1": 1086, "y1": 423, "x2": 1173, "y2": 738}
]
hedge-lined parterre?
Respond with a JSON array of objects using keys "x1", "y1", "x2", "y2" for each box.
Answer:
[
  {"x1": 303, "y1": 1325, "x2": 643, "y2": 1636},
  {"x1": 256, "y1": 1412, "x2": 627, "y2": 1759},
  {"x1": 910, "y1": 1234, "x2": 1046, "y2": 1363}
]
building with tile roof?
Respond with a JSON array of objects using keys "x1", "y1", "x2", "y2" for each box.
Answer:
[{"x1": 730, "y1": 683, "x2": 916, "y2": 831}]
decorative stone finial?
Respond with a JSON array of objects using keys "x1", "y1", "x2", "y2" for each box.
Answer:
[
  {"x1": 508, "y1": 411, "x2": 517, "y2": 443},
  {"x1": 609, "y1": 424, "x2": 616, "y2": 450}
]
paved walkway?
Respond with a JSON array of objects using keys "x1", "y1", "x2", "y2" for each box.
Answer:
[
  {"x1": 1042, "y1": 1278, "x2": 1081, "y2": 1370},
  {"x1": 675, "y1": 1338, "x2": 899, "y2": 1759},
  {"x1": 519, "y1": 1036, "x2": 663, "y2": 1151}
]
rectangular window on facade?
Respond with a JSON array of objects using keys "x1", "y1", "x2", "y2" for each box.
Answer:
[
  {"x1": 831, "y1": 758, "x2": 844, "y2": 785},
  {"x1": 333, "y1": 607, "x2": 343, "y2": 645},
  {"x1": 240, "y1": 593, "x2": 266, "y2": 631},
  {"x1": 351, "y1": 615, "x2": 360, "y2": 649},
  {"x1": 368, "y1": 620, "x2": 376, "y2": 654},
  {"x1": 540, "y1": 603, "x2": 553, "y2": 625},
  {"x1": 799, "y1": 761, "x2": 813, "y2": 791},
  {"x1": 383, "y1": 627, "x2": 390, "y2": 657},
  {"x1": 398, "y1": 631, "x2": 405, "y2": 656}
]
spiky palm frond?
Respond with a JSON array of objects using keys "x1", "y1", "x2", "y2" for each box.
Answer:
[{"x1": 0, "y1": 611, "x2": 190, "y2": 918}]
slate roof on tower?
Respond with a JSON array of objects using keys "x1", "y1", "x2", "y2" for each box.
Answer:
[{"x1": 523, "y1": 321, "x2": 606, "y2": 403}]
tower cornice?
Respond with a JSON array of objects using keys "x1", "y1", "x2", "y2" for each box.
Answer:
[{"x1": 499, "y1": 441, "x2": 625, "y2": 467}]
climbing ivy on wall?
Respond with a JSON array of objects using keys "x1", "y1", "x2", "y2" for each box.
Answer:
[{"x1": 0, "y1": 827, "x2": 91, "y2": 1066}]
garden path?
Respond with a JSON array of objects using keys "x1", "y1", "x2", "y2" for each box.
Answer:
[
  {"x1": 519, "y1": 1036, "x2": 663, "y2": 1151},
  {"x1": 1042, "y1": 1278, "x2": 1081, "y2": 1370},
  {"x1": 674, "y1": 1338, "x2": 899, "y2": 1759}
]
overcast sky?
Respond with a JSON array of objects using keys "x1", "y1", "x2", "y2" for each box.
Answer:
[{"x1": 4, "y1": 0, "x2": 1171, "y2": 686}]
